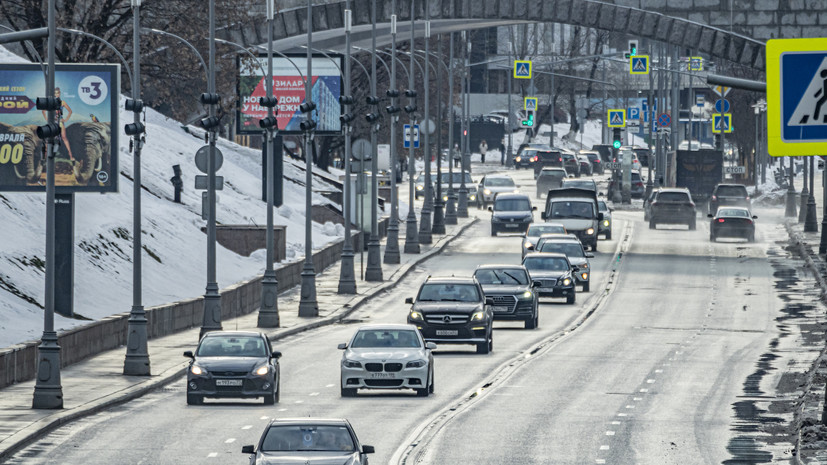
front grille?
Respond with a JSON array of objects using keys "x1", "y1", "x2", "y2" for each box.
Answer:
[
  {"x1": 489, "y1": 295, "x2": 517, "y2": 311},
  {"x1": 364, "y1": 379, "x2": 404, "y2": 387},
  {"x1": 365, "y1": 363, "x2": 383, "y2": 372},
  {"x1": 425, "y1": 313, "x2": 470, "y2": 324},
  {"x1": 385, "y1": 363, "x2": 403, "y2": 372},
  {"x1": 539, "y1": 279, "x2": 558, "y2": 287},
  {"x1": 212, "y1": 371, "x2": 247, "y2": 377}
]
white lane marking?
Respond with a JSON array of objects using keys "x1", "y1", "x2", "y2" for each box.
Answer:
[
  {"x1": 663, "y1": 363, "x2": 671, "y2": 366},
  {"x1": 596, "y1": 460, "x2": 606, "y2": 464},
  {"x1": 605, "y1": 431, "x2": 615, "y2": 436},
  {"x1": 640, "y1": 388, "x2": 649, "y2": 392},
  {"x1": 295, "y1": 400, "x2": 304, "y2": 404},
  {"x1": 611, "y1": 421, "x2": 621, "y2": 425},
  {"x1": 241, "y1": 425, "x2": 252, "y2": 430},
  {"x1": 626, "y1": 405, "x2": 635, "y2": 409},
  {"x1": 655, "y1": 369, "x2": 663, "y2": 373},
  {"x1": 278, "y1": 408, "x2": 287, "y2": 412},
  {"x1": 260, "y1": 416, "x2": 269, "y2": 420},
  {"x1": 633, "y1": 397, "x2": 642, "y2": 401},
  {"x1": 207, "y1": 452, "x2": 218, "y2": 458},
  {"x1": 309, "y1": 392, "x2": 320, "y2": 396},
  {"x1": 600, "y1": 445, "x2": 610, "y2": 450},
  {"x1": 225, "y1": 438, "x2": 236, "y2": 444},
  {"x1": 326, "y1": 384, "x2": 335, "y2": 388},
  {"x1": 675, "y1": 351, "x2": 683, "y2": 355},
  {"x1": 617, "y1": 413, "x2": 628, "y2": 417}
]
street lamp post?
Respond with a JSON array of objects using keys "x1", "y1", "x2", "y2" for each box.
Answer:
[
  {"x1": 383, "y1": 3, "x2": 401, "y2": 264},
  {"x1": 32, "y1": 0, "x2": 63, "y2": 409},
  {"x1": 258, "y1": 0, "x2": 280, "y2": 327},
  {"x1": 299, "y1": 0, "x2": 319, "y2": 315},
  {"x1": 457, "y1": 31, "x2": 469, "y2": 218},
  {"x1": 418, "y1": 17, "x2": 433, "y2": 245},
  {"x1": 338, "y1": 5, "x2": 357, "y2": 294},
  {"x1": 432, "y1": 34, "x2": 446, "y2": 235},
  {"x1": 364, "y1": 0, "x2": 383, "y2": 281},
  {"x1": 403, "y1": 1, "x2": 420, "y2": 254},
  {"x1": 800, "y1": 156, "x2": 809, "y2": 223},
  {"x1": 123, "y1": 0, "x2": 151, "y2": 375},
  {"x1": 806, "y1": 156, "x2": 818, "y2": 232},
  {"x1": 820, "y1": 160, "x2": 827, "y2": 254},
  {"x1": 445, "y1": 33, "x2": 457, "y2": 225}
]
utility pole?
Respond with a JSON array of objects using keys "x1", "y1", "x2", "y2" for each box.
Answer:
[
  {"x1": 644, "y1": 40, "x2": 654, "y2": 201},
  {"x1": 364, "y1": 0, "x2": 383, "y2": 281},
  {"x1": 124, "y1": 0, "x2": 151, "y2": 374},
  {"x1": 418, "y1": 13, "x2": 433, "y2": 245},
  {"x1": 507, "y1": 28, "x2": 514, "y2": 165},
  {"x1": 403, "y1": 0, "x2": 420, "y2": 254},
  {"x1": 432, "y1": 34, "x2": 446, "y2": 234},
  {"x1": 338, "y1": 4, "x2": 357, "y2": 293},
  {"x1": 457, "y1": 30, "x2": 469, "y2": 218},
  {"x1": 805, "y1": 156, "x2": 818, "y2": 232},
  {"x1": 384, "y1": 3, "x2": 401, "y2": 264},
  {"x1": 445, "y1": 32, "x2": 457, "y2": 225},
  {"x1": 258, "y1": 0, "x2": 280, "y2": 326}
]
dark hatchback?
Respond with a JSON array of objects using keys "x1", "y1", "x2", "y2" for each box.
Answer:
[
  {"x1": 561, "y1": 152, "x2": 581, "y2": 177},
  {"x1": 489, "y1": 193, "x2": 536, "y2": 236},
  {"x1": 185, "y1": 331, "x2": 282, "y2": 405},
  {"x1": 530, "y1": 149, "x2": 565, "y2": 178},
  {"x1": 242, "y1": 418, "x2": 374, "y2": 465},
  {"x1": 522, "y1": 253, "x2": 576, "y2": 304},
  {"x1": 709, "y1": 183, "x2": 751, "y2": 214},
  {"x1": 515, "y1": 143, "x2": 550, "y2": 169},
  {"x1": 581, "y1": 151, "x2": 604, "y2": 174},
  {"x1": 709, "y1": 207, "x2": 756, "y2": 242},
  {"x1": 473, "y1": 265, "x2": 540, "y2": 329},
  {"x1": 649, "y1": 188, "x2": 697, "y2": 230}
]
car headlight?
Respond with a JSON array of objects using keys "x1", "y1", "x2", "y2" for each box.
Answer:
[
  {"x1": 562, "y1": 278, "x2": 572, "y2": 286},
  {"x1": 484, "y1": 189, "x2": 491, "y2": 195},
  {"x1": 190, "y1": 365, "x2": 205, "y2": 376},
  {"x1": 406, "y1": 360, "x2": 427, "y2": 368},
  {"x1": 513, "y1": 189, "x2": 520, "y2": 194},
  {"x1": 603, "y1": 220, "x2": 610, "y2": 227},
  {"x1": 586, "y1": 228, "x2": 595, "y2": 235},
  {"x1": 409, "y1": 310, "x2": 424, "y2": 321},
  {"x1": 520, "y1": 290, "x2": 533, "y2": 300},
  {"x1": 343, "y1": 359, "x2": 362, "y2": 368},
  {"x1": 524, "y1": 241, "x2": 533, "y2": 249},
  {"x1": 255, "y1": 365, "x2": 269, "y2": 376},
  {"x1": 416, "y1": 185, "x2": 424, "y2": 191},
  {"x1": 471, "y1": 311, "x2": 486, "y2": 321},
  {"x1": 443, "y1": 195, "x2": 448, "y2": 201},
  {"x1": 469, "y1": 194, "x2": 476, "y2": 201},
  {"x1": 515, "y1": 156, "x2": 522, "y2": 162},
  {"x1": 581, "y1": 272, "x2": 589, "y2": 280}
]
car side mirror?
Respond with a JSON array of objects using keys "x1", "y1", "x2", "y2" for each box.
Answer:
[
  {"x1": 337, "y1": 343, "x2": 347, "y2": 350},
  {"x1": 241, "y1": 445, "x2": 255, "y2": 454},
  {"x1": 405, "y1": 297, "x2": 413, "y2": 304},
  {"x1": 488, "y1": 206, "x2": 493, "y2": 212},
  {"x1": 271, "y1": 351, "x2": 282, "y2": 359},
  {"x1": 598, "y1": 213, "x2": 604, "y2": 221},
  {"x1": 527, "y1": 244, "x2": 534, "y2": 250},
  {"x1": 532, "y1": 206, "x2": 537, "y2": 211},
  {"x1": 426, "y1": 342, "x2": 437, "y2": 350},
  {"x1": 707, "y1": 214, "x2": 713, "y2": 218},
  {"x1": 541, "y1": 213, "x2": 547, "y2": 220},
  {"x1": 598, "y1": 192, "x2": 604, "y2": 197},
  {"x1": 362, "y1": 445, "x2": 375, "y2": 454},
  {"x1": 752, "y1": 215, "x2": 758, "y2": 219},
  {"x1": 183, "y1": 351, "x2": 194, "y2": 359},
  {"x1": 586, "y1": 253, "x2": 595, "y2": 258},
  {"x1": 532, "y1": 281, "x2": 540, "y2": 288}
]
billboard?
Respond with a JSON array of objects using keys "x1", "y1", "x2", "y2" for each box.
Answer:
[
  {"x1": 237, "y1": 54, "x2": 343, "y2": 135},
  {"x1": 0, "y1": 63, "x2": 119, "y2": 193}
]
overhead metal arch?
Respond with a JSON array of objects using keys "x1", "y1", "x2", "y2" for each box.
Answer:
[{"x1": 225, "y1": 0, "x2": 766, "y2": 70}]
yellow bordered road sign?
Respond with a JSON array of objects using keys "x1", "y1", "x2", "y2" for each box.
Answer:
[
  {"x1": 607, "y1": 109, "x2": 626, "y2": 127},
  {"x1": 513, "y1": 60, "x2": 532, "y2": 79},
  {"x1": 712, "y1": 113, "x2": 733, "y2": 133},
  {"x1": 767, "y1": 37, "x2": 827, "y2": 156},
  {"x1": 688, "y1": 56, "x2": 704, "y2": 71},
  {"x1": 524, "y1": 97, "x2": 538, "y2": 111},
  {"x1": 630, "y1": 55, "x2": 649, "y2": 75}
]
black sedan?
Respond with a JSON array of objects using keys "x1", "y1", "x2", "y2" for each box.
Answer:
[
  {"x1": 242, "y1": 418, "x2": 374, "y2": 465},
  {"x1": 522, "y1": 253, "x2": 577, "y2": 304},
  {"x1": 184, "y1": 330, "x2": 282, "y2": 405},
  {"x1": 709, "y1": 207, "x2": 756, "y2": 242}
]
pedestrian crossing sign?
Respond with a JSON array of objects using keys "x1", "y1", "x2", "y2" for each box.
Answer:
[
  {"x1": 607, "y1": 109, "x2": 626, "y2": 128},
  {"x1": 767, "y1": 37, "x2": 827, "y2": 156},
  {"x1": 630, "y1": 55, "x2": 649, "y2": 75},
  {"x1": 711, "y1": 113, "x2": 732, "y2": 133},
  {"x1": 513, "y1": 60, "x2": 532, "y2": 79},
  {"x1": 524, "y1": 97, "x2": 538, "y2": 111}
]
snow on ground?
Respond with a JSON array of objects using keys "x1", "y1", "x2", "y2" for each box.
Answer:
[{"x1": 0, "y1": 46, "x2": 345, "y2": 347}]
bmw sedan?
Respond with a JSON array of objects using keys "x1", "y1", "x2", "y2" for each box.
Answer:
[
  {"x1": 709, "y1": 207, "x2": 756, "y2": 242},
  {"x1": 522, "y1": 223, "x2": 567, "y2": 258},
  {"x1": 338, "y1": 324, "x2": 435, "y2": 397},
  {"x1": 242, "y1": 418, "x2": 375, "y2": 465},
  {"x1": 184, "y1": 331, "x2": 282, "y2": 405}
]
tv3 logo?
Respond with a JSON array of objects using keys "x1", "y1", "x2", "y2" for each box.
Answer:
[{"x1": 78, "y1": 75, "x2": 108, "y2": 106}]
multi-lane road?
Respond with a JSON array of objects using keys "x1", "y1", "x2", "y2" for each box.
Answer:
[{"x1": 7, "y1": 163, "x2": 798, "y2": 464}]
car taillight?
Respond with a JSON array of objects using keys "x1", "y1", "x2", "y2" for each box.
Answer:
[
  {"x1": 635, "y1": 182, "x2": 643, "y2": 187},
  {"x1": 711, "y1": 195, "x2": 717, "y2": 200},
  {"x1": 745, "y1": 196, "x2": 750, "y2": 200},
  {"x1": 594, "y1": 159, "x2": 600, "y2": 163},
  {"x1": 718, "y1": 218, "x2": 725, "y2": 223}
]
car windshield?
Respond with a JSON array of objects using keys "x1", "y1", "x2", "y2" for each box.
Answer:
[
  {"x1": 549, "y1": 201, "x2": 595, "y2": 219},
  {"x1": 658, "y1": 192, "x2": 690, "y2": 202},
  {"x1": 261, "y1": 425, "x2": 355, "y2": 452},
  {"x1": 716, "y1": 185, "x2": 748, "y2": 197},
  {"x1": 486, "y1": 177, "x2": 516, "y2": 187},
  {"x1": 527, "y1": 224, "x2": 566, "y2": 237},
  {"x1": 631, "y1": 172, "x2": 642, "y2": 182},
  {"x1": 474, "y1": 268, "x2": 530, "y2": 285},
  {"x1": 538, "y1": 242, "x2": 585, "y2": 258},
  {"x1": 598, "y1": 201, "x2": 608, "y2": 212},
  {"x1": 562, "y1": 154, "x2": 575, "y2": 161},
  {"x1": 562, "y1": 180, "x2": 596, "y2": 190},
  {"x1": 523, "y1": 256, "x2": 570, "y2": 271},
  {"x1": 495, "y1": 198, "x2": 530, "y2": 211},
  {"x1": 718, "y1": 208, "x2": 750, "y2": 217},
  {"x1": 351, "y1": 329, "x2": 421, "y2": 348},
  {"x1": 540, "y1": 170, "x2": 565, "y2": 178},
  {"x1": 196, "y1": 336, "x2": 267, "y2": 357},
  {"x1": 441, "y1": 172, "x2": 473, "y2": 184},
  {"x1": 418, "y1": 283, "x2": 480, "y2": 302},
  {"x1": 416, "y1": 174, "x2": 437, "y2": 183}
]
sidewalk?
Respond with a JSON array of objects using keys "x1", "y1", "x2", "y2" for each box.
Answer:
[{"x1": 0, "y1": 216, "x2": 478, "y2": 462}]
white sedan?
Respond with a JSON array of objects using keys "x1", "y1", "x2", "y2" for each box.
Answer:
[{"x1": 338, "y1": 324, "x2": 435, "y2": 397}]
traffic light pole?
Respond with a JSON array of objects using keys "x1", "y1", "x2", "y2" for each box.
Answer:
[
  {"x1": 364, "y1": 0, "x2": 383, "y2": 281},
  {"x1": 403, "y1": 1, "x2": 420, "y2": 254},
  {"x1": 299, "y1": 0, "x2": 319, "y2": 314},
  {"x1": 383, "y1": 5, "x2": 401, "y2": 264},
  {"x1": 432, "y1": 33, "x2": 446, "y2": 235},
  {"x1": 338, "y1": 5, "x2": 357, "y2": 293},
  {"x1": 418, "y1": 15, "x2": 433, "y2": 245},
  {"x1": 457, "y1": 31, "x2": 470, "y2": 218},
  {"x1": 445, "y1": 32, "x2": 457, "y2": 225}
]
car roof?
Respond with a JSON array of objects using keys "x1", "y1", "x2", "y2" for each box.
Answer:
[
  {"x1": 493, "y1": 193, "x2": 529, "y2": 200},
  {"x1": 538, "y1": 235, "x2": 581, "y2": 243},
  {"x1": 475, "y1": 264, "x2": 528, "y2": 271},
  {"x1": 268, "y1": 418, "x2": 351, "y2": 427},
  {"x1": 523, "y1": 252, "x2": 569, "y2": 260},
  {"x1": 657, "y1": 187, "x2": 690, "y2": 193},
  {"x1": 424, "y1": 276, "x2": 478, "y2": 284},
  {"x1": 538, "y1": 233, "x2": 571, "y2": 238},
  {"x1": 531, "y1": 222, "x2": 566, "y2": 227},
  {"x1": 485, "y1": 174, "x2": 514, "y2": 179},
  {"x1": 714, "y1": 183, "x2": 747, "y2": 188},
  {"x1": 354, "y1": 323, "x2": 419, "y2": 332},
  {"x1": 202, "y1": 330, "x2": 264, "y2": 339}
]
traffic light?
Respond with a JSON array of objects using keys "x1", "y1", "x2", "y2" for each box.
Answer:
[
  {"x1": 365, "y1": 112, "x2": 381, "y2": 123},
  {"x1": 386, "y1": 89, "x2": 400, "y2": 98},
  {"x1": 339, "y1": 95, "x2": 355, "y2": 106},
  {"x1": 365, "y1": 96, "x2": 380, "y2": 105},
  {"x1": 200, "y1": 93, "x2": 220, "y2": 105},
  {"x1": 36, "y1": 122, "x2": 61, "y2": 139},
  {"x1": 200, "y1": 116, "x2": 221, "y2": 130},
  {"x1": 404, "y1": 89, "x2": 417, "y2": 98},
  {"x1": 628, "y1": 40, "x2": 638, "y2": 56},
  {"x1": 299, "y1": 101, "x2": 316, "y2": 113},
  {"x1": 521, "y1": 111, "x2": 534, "y2": 127},
  {"x1": 612, "y1": 127, "x2": 622, "y2": 149},
  {"x1": 258, "y1": 96, "x2": 278, "y2": 108},
  {"x1": 300, "y1": 119, "x2": 317, "y2": 131},
  {"x1": 259, "y1": 116, "x2": 278, "y2": 129},
  {"x1": 124, "y1": 122, "x2": 146, "y2": 135},
  {"x1": 385, "y1": 105, "x2": 400, "y2": 114},
  {"x1": 125, "y1": 99, "x2": 144, "y2": 113},
  {"x1": 35, "y1": 97, "x2": 61, "y2": 111},
  {"x1": 340, "y1": 113, "x2": 355, "y2": 124},
  {"x1": 404, "y1": 104, "x2": 417, "y2": 114}
]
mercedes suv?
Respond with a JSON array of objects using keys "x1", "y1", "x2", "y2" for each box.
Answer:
[{"x1": 406, "y1": 277, "x2": 495, "y2": 354}]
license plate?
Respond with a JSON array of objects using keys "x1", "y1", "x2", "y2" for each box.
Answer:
[
  {"x1": 435, "y1": 330, "x2": 458, "y2": 336},
  {"x1": 492, "y1": 306, "x2": 509, "y2": 312},
  {"x1": 215, "y1": 379, "x2": 243, "y2": 386},
  {"x1": 505, "y1": 224, "x2": 519, "y2": 228},
  {"x1": 370, "y1": 373, "x2": 396, "y2": 379}
]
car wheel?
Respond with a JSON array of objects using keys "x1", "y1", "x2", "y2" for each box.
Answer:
[
  {"x1": 263, "y1": 387, "x2": 276, "y2": 405},
  {"x1": 429, "y1": 372, "x2": 435, "y2": 394},
  {"x1": 524, "y1": 313, "x2": 537, "y2": 329},
  {"x1": 490, "y1": 227, "x2": 497, "y2": 237},
  {"x1": 186, "y1": 393, "x2": 203, "y2": 406},
  {"x1": 274, "y1": 378, "x2": 280, "y2": 403},
  {"x1": 689, "y1": 219, "x2": 697, "y2": 230},
  {"x1": 606, "y1": 231, "x2": 612, "y2": 240},
  {"x1": 748, "y1": 232, "x2": 755, "y2": 243},
  {"x1": 583, "y1": 281, "x2": 590, "y2": 292},
  {"x1": 340, "y1": 385, "x2": 357, "y2": 397},
  {"x1": 566, "y1": 292, "x2": 576, "y2": 304},
  {"x1": 710, "y1": 233, "x2": 716, "y2": 242},
  {"x1": 476, "y1": 334, "x2": 492, "y2": 354},
  {"x1": 649, "y1": 220, "x2": 656, "y2": 230}
]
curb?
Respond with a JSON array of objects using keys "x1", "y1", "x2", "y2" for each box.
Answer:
[{"x1": 0, "y1": 218, "x2": 479, "y2": 463}]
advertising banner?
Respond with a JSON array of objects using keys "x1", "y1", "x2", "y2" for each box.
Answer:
[
  {"x1": 237, "y1": 54, "x2": 342, "y2": 135},
  {"x1": 0, "y1": 63, "x2": 119, "y2": 192}
]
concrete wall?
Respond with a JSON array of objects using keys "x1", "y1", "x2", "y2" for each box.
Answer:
[
  {"x1": 201, "y1": 225, "x2": 287, "y2": 263},
  {"x1": 0, "y1": 218, "x2": 387, "y2": 389}
]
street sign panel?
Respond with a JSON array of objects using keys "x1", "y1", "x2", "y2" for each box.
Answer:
[
  {"x1": 628, "y1": 107, "x2": 640, "y2": 120},
  {"x1": 195, "y1": 175, "x2": 224, "y2": 190},
  {"x1": 524, "y1": 97, "x2": 538, "y2": 111},
  {"x1": 767, "y1": 37, "x2": 827, "y2": 156},
  {"x1": 695, "y1": 94, "x2": 705, "y2": 107},
  {"x1": 688, "y1": 57, "x2": 704, "y2": 71},
  {"x1": 724, "y1": 166, "x2": 746, "y2": 174},
  {"x1": 658, "y1": 113, "x2": 671, "y2": 127},
  {"x1": 711, "y1": 85, "x2": 731, "y2": 97},
  {"x1": 513, "y1": 60, "x2": 532, "y2": 79},
  {"x1": 352, "y1": 138, "x2": 371, "y2": 160},
  {"x1": 403, "y1": 124, "x2": 420, "y2": 148},
  {"x1": 715, "y1": 99, "x2": 731, "y2": 113},
  {"x1": 630, "y1": 55, "x2": 649, "y2": 75},
  {"x1": 604, "y1": 162, "x2": 622, "y2": 170},
  {"x1": 712, "y1": 113, "x2": 733, "y2": 133},
  {"x1": 607, "y1": 109, "x2": 626, "y2": 127}
]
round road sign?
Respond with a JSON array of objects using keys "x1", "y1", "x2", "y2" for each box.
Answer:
[
  {"x1": 351, "y1": 139, "x2": 371, "y2": 160},
  {"x1": 658, "y1": 113, "x2": 671, "y2": 127},
  {"x1": 195, "y1": 146, "x2": 224, "y2": 173}
]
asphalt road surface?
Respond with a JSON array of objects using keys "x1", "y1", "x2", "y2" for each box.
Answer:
[{"x1": 6, "y1": 163, "x2": 789, "y2": 465}]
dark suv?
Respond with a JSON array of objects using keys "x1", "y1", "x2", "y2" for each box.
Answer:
[
  {"x1": 406, "y1": 277, "x2": 494, "y2": 354},
  {"x1": 649, "y1": 188, "x2": 697, "y2": 230},
  {"x1": 473, "y1": 265, "x2": 539, "y2": 329},
  {"x1": 531, "y1": 149, "x2": 564, "y2": 178},
  {"x1": 709, "y1": 183, "x2": 750, "y2": 214},
  {"x1": 489, "y1": 193, "x2": 536, "y2": 236}
]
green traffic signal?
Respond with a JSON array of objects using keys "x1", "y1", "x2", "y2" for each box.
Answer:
[
  {"x1": 522, "y1": 112, "x2": 534, "y2": 127},
  {"x1": 613, "y1": 140, "x2": 621, "y2": 149}
]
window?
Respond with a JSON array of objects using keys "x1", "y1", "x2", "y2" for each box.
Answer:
[
  {"x1": 351, "y1": 329, "x2": 422, "y2": 348},
  {"x1": 527, "y1": 224, "x2": 566, "y2": 236},
  {"x1": 538, "y1": 241, "x2": 585, "y2": 258},
  {"x1": 657, "y1": 192, "x2": 690, "y2": 202},
  {"x1": 486, "y1": 177, "x2": 516, "y2": 187},
  {"x1": 716, "y1": 185, "x2": 748, "y2": 197},
  {"x1": 523, "y1": 256, "x2": 570, "y2": 271},
  {"x1": 598, "y1": 201, "x2": 608, "y2": 212},
  {"x1": 418, "y1": 283, "x2": 480, "y2": 302},
  {"x1": 494, "y1": 198, "x2": 531, "y2": 211},
  {"x1": 197, "y1": 336, "x2": 266, "y2": 357},
  {"x1": 550, "y1": 201, "x2": 595, "y2": 219},
  {"x1": 474, "y1": 268, "x2": 529, "y2": 285},
  {"x1": 718, "y1": 208, "x2": 750, "y2": 217},
  {"x1": 261, "y1": 426, "x2": 355, "y2": 452}
]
